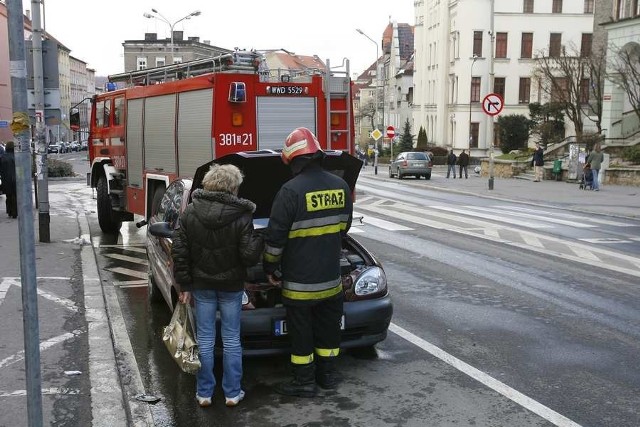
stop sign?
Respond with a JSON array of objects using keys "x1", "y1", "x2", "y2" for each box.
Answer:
[{"x1": 386, "y1": 126, "x2": 395, "y2": 138}]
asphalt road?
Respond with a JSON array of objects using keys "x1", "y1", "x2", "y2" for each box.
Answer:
[{"x1": 85, "y1": 168, "x2": 640, "y2": 426}]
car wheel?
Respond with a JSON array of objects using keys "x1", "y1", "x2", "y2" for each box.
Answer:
[
  {"x1": 388, "y1": 167, "x2": 393, "y2": 178},
  {"x1": 148, "y1": 269, "x2": 164, "y2": 304},
  {"x1": 96, "y1": 175, "x2": 122, "y2": 234},
  {"x1": 398, "y1": 172, "x2": 404, "y2": 179},
  {"x1": 426, "y1": 172, "x2": 431, "y2": 180}
]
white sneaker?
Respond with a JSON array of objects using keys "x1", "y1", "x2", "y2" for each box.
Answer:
[
  {"x1": 225, "y1": 390, "x2": 245, "y2": 407},
  {"x1": 196, "y1": 395, "x2": 212, "y2": 407}
]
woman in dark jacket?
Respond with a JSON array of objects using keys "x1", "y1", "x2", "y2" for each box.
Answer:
[
  {"x1": 0, "y1": 141, "x2": 17, "y2": 218},
  {"x1": 171, "y1": 164, "x2": 263, "y2": 408}
]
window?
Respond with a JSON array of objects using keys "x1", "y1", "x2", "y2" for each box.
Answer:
[
  {"x1": 523, "y1": 0, "x2": 534, "y2": 13},
  {"x1": 549, "y1": 33, "x2": 562, "y2": 57},
  {"x1": 155, "y1": 57, "x2": 165, "y2": 67},
  {"x1": 95, "y1": 102, "x2": 104, "y2": 128},
  {"x1": 494, "y1": 77, "x2": 506, "y2": 98},
  {"x1": 496, "y1": 33, "x2": 508, "y2": 58},
  {"x1": 584, "y1": 0, "x2": 594, "y2": 13},
  {"x1": 519, "y1": 78, "x2": 531, "y2": 103},
  {"x1": 471, "y1": 77, "x2": 481, "y2": 102},
  {"x1": 581, "y1": 33, "x2": 592, "y2": 57},
  {"x1": 102, "y1": 100, "x2": 111, "y2": 128},
  {"x1": 136, "y1": 57, "x2": 147, "y2": 71},
  {"x1": 173, "y1": 56, "x2": 183, "y2": 64},
  {"x1": 551, "y1": 78, "x2": 568, "y2": 102},
  {"x1": 552, "y1": 0, "x2": 562, "y2": 13},
  {"x1": 521, "y1": 33, "x2": 533, "y2": 58},
  {"x1": 580, "y1": 78, "x2": 590, "y2": 104},
  {"x1": 114, "y1": 97, "x2": 124, "y2": 126},
  {"x1": 470, "y1": 123, "x2": 479, "y2": 148},
  {"x1": 473, "y1": 31, "x2": 483, "y2": 57}
]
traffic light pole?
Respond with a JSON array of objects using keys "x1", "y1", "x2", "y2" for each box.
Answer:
[{"x1": 32, "y1": 0, "x2": 50, "y2": 242}]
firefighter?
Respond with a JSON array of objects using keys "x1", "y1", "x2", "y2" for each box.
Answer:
[{"x1": 263, "y1": 127, "x2": 353, "y2": 397}]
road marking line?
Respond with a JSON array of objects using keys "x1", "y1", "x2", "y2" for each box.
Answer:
[
  {"x1": 522, "y1": 234, "x2": 545, "y2": 248},
  {"x1": 494, "y1": 205, "x2": 634, "y2": 227},
  {"x1": 0, "y1": 329, "x2": 85, "y2": 369},
  {"x1": 579, "y1": 238, "x2": 631, "y2": 244},
  {"x1": 0, "y1": 387, "x2": 81, "y2": 397},
  {"x1": 469, "y1": 205, "x2": 597, "y2": 228},
  {"x1": 390, "y1": 323, "x2": 582, "y2": 427},
  {"x1": 104, "y1": 253, "x2": 148, "y2": 265},
  {"x1": 352, "y1": 211, "x2": 413, "y2": 231},
  {"x1": 106, "y1": 267, "x2": 148, "y2": 280},
  {"x1": 429, "y1": 205, "x2": 557, "y2": 229}
]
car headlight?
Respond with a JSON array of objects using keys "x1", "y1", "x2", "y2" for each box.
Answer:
[{"x1": 353, "y1": 266, "x2": 387, "y2": 296}]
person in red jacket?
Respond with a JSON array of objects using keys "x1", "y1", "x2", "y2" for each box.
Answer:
[{"x1": 263, "y1": 127, "x2": 353, "y2": 397}]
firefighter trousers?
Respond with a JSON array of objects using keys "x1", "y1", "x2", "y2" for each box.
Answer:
[{"x1": 286, "y1": 294, "x2": 343, "y2": 364}]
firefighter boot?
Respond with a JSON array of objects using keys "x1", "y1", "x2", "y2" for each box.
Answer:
[
  {"x1": 275, "y1": 363, "x2": 317, "y2": 397},
  {"x1": 315, "y1": 356, "x2": 339, "y2": 389}
]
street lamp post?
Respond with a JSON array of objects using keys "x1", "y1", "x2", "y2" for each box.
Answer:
[
  {"x1": 469, "y1": 54, "x2": 478, "y2": 153},
  {"x1": 356, "y1": 28, "x2": 380, "y2": 174},
  {"x1": 143, "y1": 9, "x2": 202, "y2": 65}
]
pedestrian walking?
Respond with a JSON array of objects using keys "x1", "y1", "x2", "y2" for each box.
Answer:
[
  {"x1": 446, "y1": 149, "x2": 457, "y2": 179},
  {"x1": 171, "y1": 163, "x2": 264, "y2": 408},
  {"x1": 458, "y1": 149, "x2": 470, "y2": 179},
  {"x1": 586, "y1": 145, "x2": 604, "y2": 191},
  {"x1": 0, "y1": 141, "x2": 17, "y2": 218},
  {"x1": 263, "y1": 127, "x2": 353, "y2": 397},
  {"x1": 532, "y1": 143, "x2": 544, "y2": 182}
]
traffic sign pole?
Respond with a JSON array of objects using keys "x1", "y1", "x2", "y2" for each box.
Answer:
[{"x1": 386, "y1": 126, "x2": 395, "y2": 159}]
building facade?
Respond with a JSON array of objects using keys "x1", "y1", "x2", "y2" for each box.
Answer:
[
  {"x1": 412, "y1": 0, "x2": 594, "y2": 156},
  {"x1": 122, "y1": 32, "x2": 230, "y2": 73}
]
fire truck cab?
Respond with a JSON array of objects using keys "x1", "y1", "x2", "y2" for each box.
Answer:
[{"x1": 87, "y1": 51, "x2": 354, "y2": 233}]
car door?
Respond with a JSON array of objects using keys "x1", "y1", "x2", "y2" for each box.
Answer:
[{"x1": 395, "y1": 153, "x2": 405, "y2": 176}]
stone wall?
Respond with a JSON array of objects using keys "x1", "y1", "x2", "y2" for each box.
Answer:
[{"x1": 478, "y1": 159, "x2": 640, "y2": 186}]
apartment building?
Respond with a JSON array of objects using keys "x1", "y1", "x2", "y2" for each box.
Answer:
[
  {"x1": 600, "y1": 0, "x2": 640, "y2": 140},
  {"x1": 412, "y1": 0, "x2": 594, "y2": 156}
]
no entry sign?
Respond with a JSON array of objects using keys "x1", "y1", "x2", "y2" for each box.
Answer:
[{"x1": 386, "y1": 126, "x2": 395, "y2": 138}]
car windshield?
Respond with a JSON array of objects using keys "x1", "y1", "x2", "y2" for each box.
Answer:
[{"x1": 406, "y1": 152, "x2": 427, "y2": 160}]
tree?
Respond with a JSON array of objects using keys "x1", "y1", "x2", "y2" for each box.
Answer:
[
  {"x1": 608, "y1": 42, "x2": 640, "y2": 125},
  {"x1": 528, "y1": 102, "x2": 565, "y2": 146},
  {"x1": 532, "y1": 42, "x2": 604, "y2": 142},
  {"x1": 496, "y1": 114, "x2": 532, "y2": 154},
  {"x1": 398, "y1": 118, "x2": 414, "y2": 152},
  {"x1": 356, "y1": 98, "x2": 377, "y2": 132},
  {"x1": 415, "y1": 126, "x2": 428, "y2": 151}
]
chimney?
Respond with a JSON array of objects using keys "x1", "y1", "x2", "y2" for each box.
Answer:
[
  {"x1": 144, "y1": 33, "x2": 157, "y2": 41},
  {"x1": 172, "y1": 31, "x2": 183, "y2": 41},
  {"x1": 203, "y1": 40, "x2": 211, "y2": 45},
  {"x1": 188, "y1": 36, "x2": 200, "y2": 43}
]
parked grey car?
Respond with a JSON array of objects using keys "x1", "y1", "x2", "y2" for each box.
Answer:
[
  {"x1": 389, "y1": 151, "x2": 432, "y2": 179},
  {"x1": 146, "y1": 150, "x2": 393, "y2": 356}
]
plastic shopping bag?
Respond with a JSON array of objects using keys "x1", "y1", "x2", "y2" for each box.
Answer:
[{"x1": 162, "y1": 302, "x2": 201, "y2": 375}]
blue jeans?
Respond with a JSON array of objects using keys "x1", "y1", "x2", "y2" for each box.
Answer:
[
  {"x1": 592, "y1": 169, "x2": 600, "y2": 190},
  {"x1": 447, "y1": 164, "x2": 456, "y2": 178},
  {"x1": 193, "y1": 290, "x2": 243, "y2": 399}
]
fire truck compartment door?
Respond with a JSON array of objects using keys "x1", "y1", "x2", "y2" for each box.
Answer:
[
  {"x1": 144, "y1": 94, "x2": 177, "y2": 174},
  {"x1": 126, "y1": 99, "x2": 144, "y2": 188},
  {"x1": 178, "y1": 89, "x2": 213, "y2": 176},
  {"x1": 256, "y1": 97, "x2": 316, "y2": 150}
]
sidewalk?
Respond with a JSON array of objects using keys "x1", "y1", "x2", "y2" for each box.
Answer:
[
  {"x1": 361, "y1": 164, "x2": 640, "y2": 219},
  {"x1": 0, "y1": 187, "x2": 143, "y2": 426}
]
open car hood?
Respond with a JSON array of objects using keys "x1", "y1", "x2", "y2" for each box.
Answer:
[{"x1": 192, "y1": 150, "x2": 363, "y2": 220}]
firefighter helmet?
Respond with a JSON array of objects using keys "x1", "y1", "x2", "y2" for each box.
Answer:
[{"x1": 281, "y1": 127, "x2": 322, "y2": 164}]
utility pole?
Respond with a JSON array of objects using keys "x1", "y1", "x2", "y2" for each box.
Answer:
[
  {"x1": 32, "y1": 0, "x2": 50, "y2": 242},
  {"x1": 7, "y1": 0, "x2": 44, "y2": 425},
  {"x1": 488, "y1": 0, "x2": 496, "y2": 190}
]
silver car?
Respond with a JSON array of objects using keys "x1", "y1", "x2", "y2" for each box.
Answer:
[{"x1": 389, "y1": 151, "x2": 432, "y2": 179}]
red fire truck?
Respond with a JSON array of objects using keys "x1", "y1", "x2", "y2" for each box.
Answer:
[{"x1": 85, "y1": 51, "x2": 355, "y2": 233}]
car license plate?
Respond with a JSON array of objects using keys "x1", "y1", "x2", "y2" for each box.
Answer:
[
  {"x1": 412, "y1": 162, "x2": 424, "y2": 167},
  {"x1": 274, "y1": 315, "x2": 345, "y2": 336}
]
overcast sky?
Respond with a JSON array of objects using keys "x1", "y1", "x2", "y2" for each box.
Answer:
[{"x1": 26, "y1": 0, "x2": 414, "y2": 78}]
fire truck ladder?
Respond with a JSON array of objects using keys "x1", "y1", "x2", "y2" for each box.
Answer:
[
  {"x1": 325, "y1": 58, "x2": 352, "y2": 151},
  {"x1": 107, "y1": 50, "x2": 263, "y2": 86}
]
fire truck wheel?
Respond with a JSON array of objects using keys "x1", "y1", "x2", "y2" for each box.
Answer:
[
  {"x1": 150, "y1": 187, "x2": 165, "y2": 218},
  {"x1": 97, "y1": 175, "x2": 122, "y2": 234}
]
